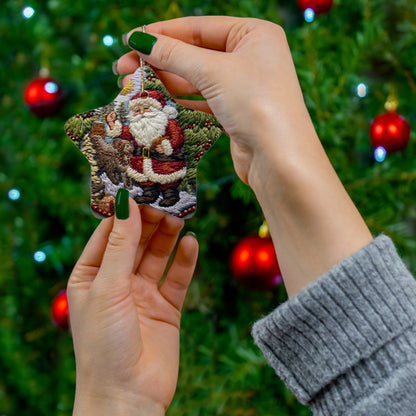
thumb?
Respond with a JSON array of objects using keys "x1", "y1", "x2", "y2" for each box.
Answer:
[
  {"x1": 96, "y1": 189, "x2": 142, "y2": 286},
  {"x1": 126, "y1": 30, "x2": 218, "y2": 93}
]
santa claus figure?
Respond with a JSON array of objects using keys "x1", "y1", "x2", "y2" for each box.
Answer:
[{"x1": 119, "y1": 90, "x2": 187, "y2": 207}]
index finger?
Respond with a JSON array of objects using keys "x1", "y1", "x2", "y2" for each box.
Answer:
[{"x1": 135, "y1": 16, "x2": 244, "y2": 51}]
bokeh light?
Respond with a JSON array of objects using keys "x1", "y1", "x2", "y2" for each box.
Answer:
[
  {"x1": 374, "y1": 146, "x2": 387, "y2": 163},
  {"x1": 356, "y1": 83, "x2": 368, "y2": 98},
  {"x1": 34, "y1": 250, "x2": 47, "y2": 263},
  {"x1": 304, "y1": 8, "x2": 315, "y2": 22},
  {"x1": 102, "y1": 35, "x2": 114, "y2": 46},
  {"x1": 8, "y1": 189, "x2": 21, "y2": 200},
  {"x1": 22, "y1": 6, "x2": 35, "y2": 19}
]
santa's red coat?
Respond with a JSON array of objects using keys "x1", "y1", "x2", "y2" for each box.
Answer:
[{"x1": 120, "y1": 118, "x2": 186, "y2": 188}]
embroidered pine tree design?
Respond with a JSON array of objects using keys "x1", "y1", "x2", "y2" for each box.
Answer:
[
  {"x1": 120, "y1": 79, "x2": 134, "y2": 95},
  {"x1": 64, "y1": 66, "x2": 222, "y2": 219}
]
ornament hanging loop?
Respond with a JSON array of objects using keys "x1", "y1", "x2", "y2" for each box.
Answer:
[
  {"x1": 384, "y1": 95, "x2": 398, "y2": 112},
  {"x1": 258, "y1": 220, "x2": 270, "y2": 238},
  {"x1": 139, "y1": 25, "x2": 147, "y2": 96},
  {"x1": 385, "y1": 85, "x2": 398, "y2": 112}
]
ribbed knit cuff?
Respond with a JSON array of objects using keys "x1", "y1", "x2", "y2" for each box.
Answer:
[{"x1": 252, "y1": 235, "x2": 416, "y2": 413}]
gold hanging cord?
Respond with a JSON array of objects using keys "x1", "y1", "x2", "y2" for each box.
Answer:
[{"x1": 140, "y1": 25, "x2": 147, "y2": 97}]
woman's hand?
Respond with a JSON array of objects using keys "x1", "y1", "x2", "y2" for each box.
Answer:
[
  {"x1": 67, "y1": 198, "x2": 198, "y2": 415},
  {"x1": 116, "y1": 17, "x2": 372, "y2": 296},
  {"x1": 116, "y1": 16, "x2": 310, "y2": 185}
]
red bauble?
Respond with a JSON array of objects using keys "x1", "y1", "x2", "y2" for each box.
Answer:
[
  {"x1": 298, "y1": 0, "x2": 334, "y2": 14},
  {"x1": 24, "y1": 76, "x2": 64, "y2": 117},
  {"x1": 370, "y1": 111, "x2": 411, "y2": 153},
  {"x1": 51, "y1": 290, "x2": 69, "y2": 330},
  {"x1": 230, "y1": 235, "x2": 282, "y2": 290}
]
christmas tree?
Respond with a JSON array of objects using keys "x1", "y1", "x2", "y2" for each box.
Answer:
[{"x1": 1, "y1": 0, "x2": 416, "y2": 415}]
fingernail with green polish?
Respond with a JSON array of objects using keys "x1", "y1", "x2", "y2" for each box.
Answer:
[
  {"x1": 186, "y1": 231, "x2": 197, "y2": 239},
  {"x1": 117, "y1": 75, "x2": 124, "y2": 89},
  {"x1": 115, "y1": 188, "x2": 129, "y2": 220},
  {"x1": 128, "y1": 31, "x2": 157, "y2": 55},
  {"x1": 112, "y1": 60, "x2": 119, "y2": 76}
]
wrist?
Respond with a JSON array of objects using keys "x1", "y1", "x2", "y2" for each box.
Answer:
[
  {"x1": 73, "y1": 389, "x2": 165, "y2": 416},
  {"x1": 246, "y1": 110, "x2": 372, "y2": 296},
  {"x1": 246, "y1": 103, "x2": 321, "y2": 196}
]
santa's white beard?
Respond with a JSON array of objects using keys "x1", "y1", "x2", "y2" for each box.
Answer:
[{"x1": 128, "y1": 110, "x2": 169, "y2": 146}]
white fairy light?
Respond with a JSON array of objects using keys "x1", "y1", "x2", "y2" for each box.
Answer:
[
  {"x1": 304, "y1": 8, "x2": 315, "y2": 22},
  {"x1": 374, "y1": 146, "x2": 387, "y2": 163},
  {"x1": 356, "y1": 83, "x2": 368, "y2": 98},
  {"x1": 34, "y1": 251, "x2": 47, "y2": 263},
  {"x1": 103, "y1": 35, "x2": 114, "y2": 46},
  {"x1": 8, "y1": 189, "x2": 21, "y2": 200},
  {"x1": 44, "y1": 81, "x2": 58, "y2": 94},
  {"x1": 22, "y1": 6, "x2": 35, "y2": 19}
]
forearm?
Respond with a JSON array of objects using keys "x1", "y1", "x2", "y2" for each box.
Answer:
[{"x1": 247, "y1": 104, "x2": 373, "y2": 296}]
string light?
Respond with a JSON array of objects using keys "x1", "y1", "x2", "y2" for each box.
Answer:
[
  {"x1": 22, "y1": 6, "x2": 35, "y2": 19},
  {"x1": 102, "y1": 35, "x2": 114, "y2": 46},
  {"x1": 44, "y1": 81, "x2": 58, "y2": 93},
  {"x1": 8, "y1": 189, "x2": 21, "y2": 200},
  {"x1": 34, "y1": 250, "x2": 47, "y2": 262},
  {"x1": 356, "y1": 83, "x2": 368, "y2": 98},
  {"x1": 34, "y1": 250, "x2": 47, "y2": 263},
  {"x1": 374, "y1": 146, "x2": 387, "y2": 163},
  {"x1": 304, "y1": 8, "x2": 315, "y2": 22}
]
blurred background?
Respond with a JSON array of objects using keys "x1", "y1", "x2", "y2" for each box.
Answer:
[{"x1": 1, "y1": 0, "x2": 416, "y2": 414}]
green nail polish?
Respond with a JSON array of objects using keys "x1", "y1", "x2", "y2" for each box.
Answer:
[
  {"x1": 115, "y1": 188, "x2": 129, "y2": 219},
  {"x1": 128, "y1": 31, "x2": 157, "y2": 55},
  {"x1": 112, "y1": 60, "x2": 119, "y2": 76},
  {"x1": 186, "y1": 231, "x2": 197, "y2": 239},
  {"x1": 117, "y1": 75, "x2": 124, "y2": 89}
]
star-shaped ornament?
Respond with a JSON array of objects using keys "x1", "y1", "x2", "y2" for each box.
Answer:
[{"x1": 65, "y1": 65, "x2": 222, "y2": 219}]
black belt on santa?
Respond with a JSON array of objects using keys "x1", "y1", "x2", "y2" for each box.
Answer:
[{"x1": 136, "y1": 146, "x2": 186, "y2": 162}]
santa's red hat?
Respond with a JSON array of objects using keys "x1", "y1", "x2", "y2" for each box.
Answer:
[
  {"x1": 129, "y1": 90, "x2": 165, "y2": 109},
  {"x1": 129, "y1": 90, "x2": 177, "y2": 119}
]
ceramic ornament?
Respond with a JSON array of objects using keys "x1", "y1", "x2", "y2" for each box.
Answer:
[{"x1": 65, "y1": 65, "x2": 222, "y2": 218}]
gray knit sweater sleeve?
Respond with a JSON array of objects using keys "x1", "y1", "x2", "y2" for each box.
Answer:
[{"x1": 251, "y1": 235, "x2": 416, "y2": 416}]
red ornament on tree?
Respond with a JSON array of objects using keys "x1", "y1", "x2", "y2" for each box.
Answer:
[
  {"x1": 370, "y1": 111, "x2": 411, "y2": 154},
  {"x1": 51, "y1": 290, "x2": 69, "y2": 330},
  {"x1": 24, "y1": 75, "x2": 64, "y2": 117},
  {"x1": 230, "y1": 235, "x2": 282, "y2": 290},
  {"x1": 297, "y1": 0, "x2": 334, "y2": 14}
]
